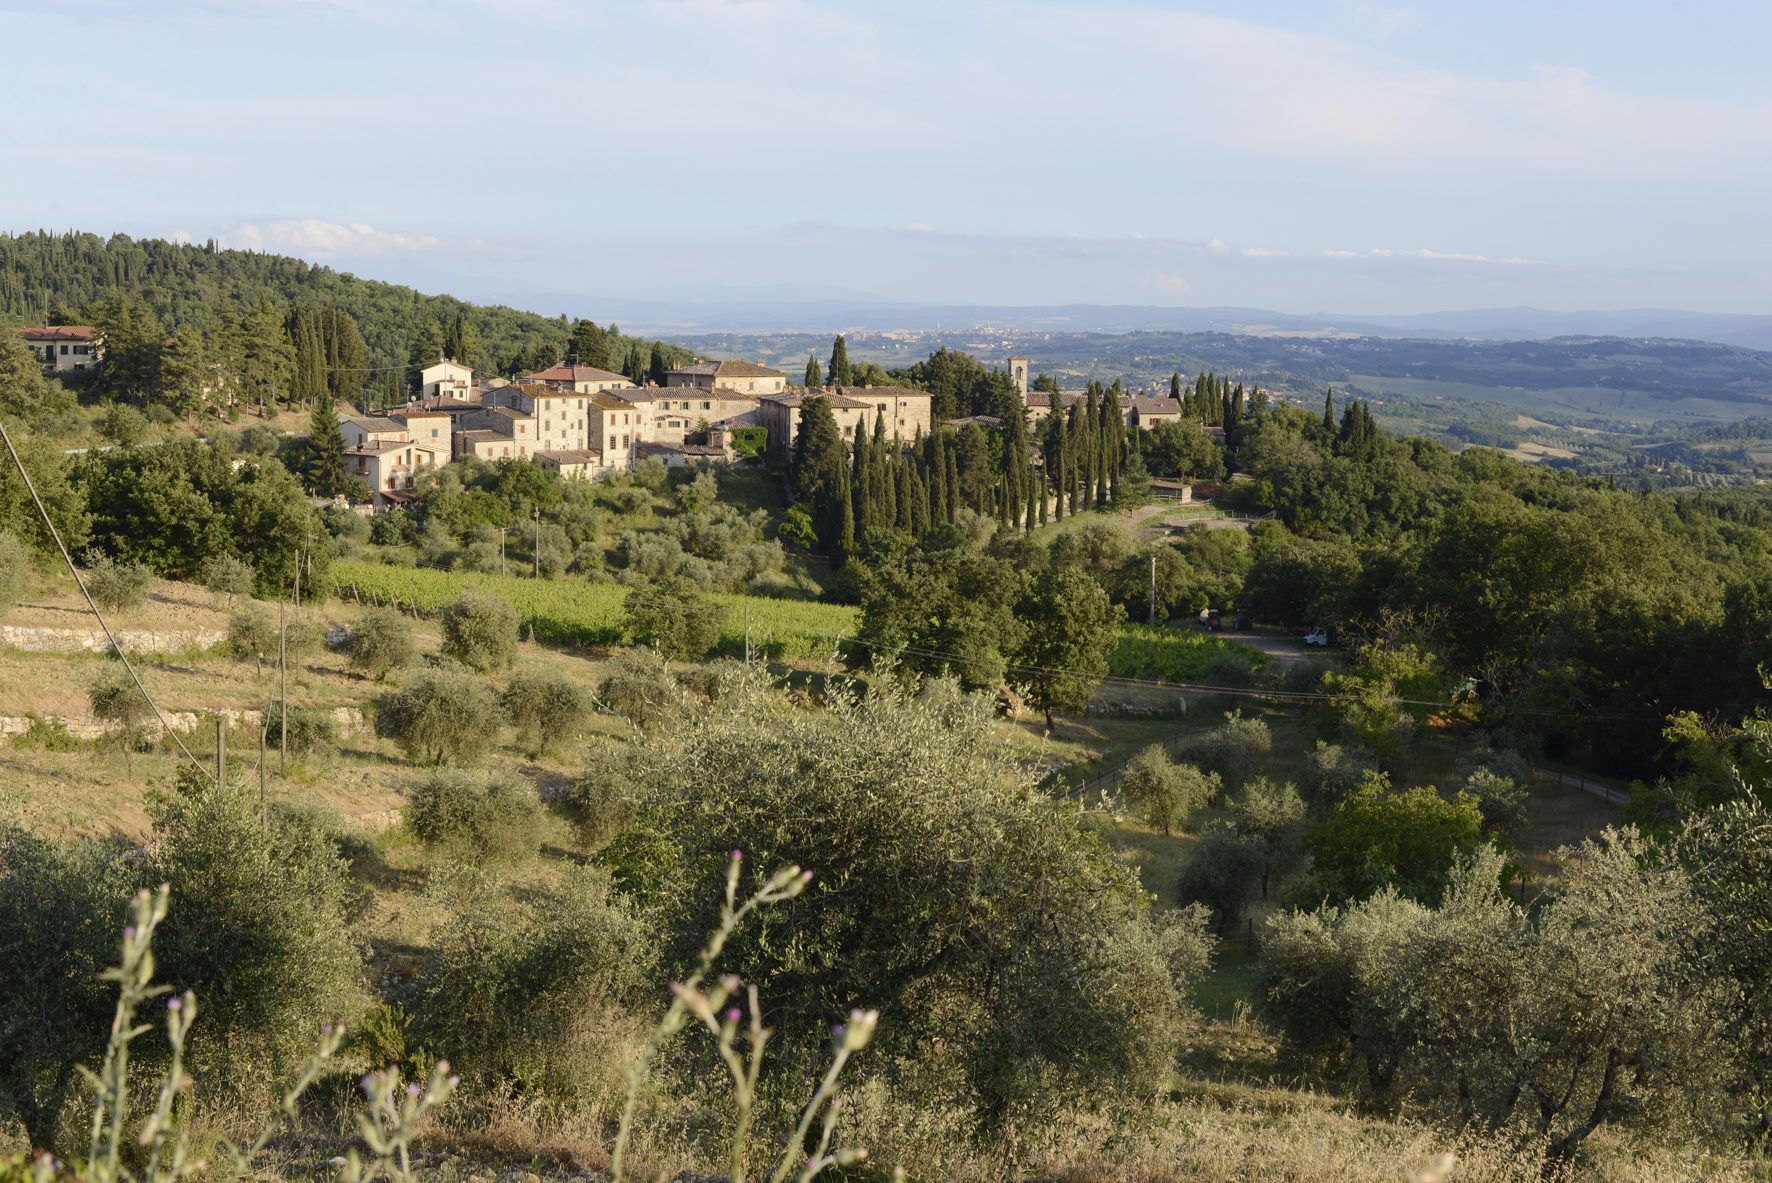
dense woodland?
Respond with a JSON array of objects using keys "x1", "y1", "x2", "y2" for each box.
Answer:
[{"x1": 0, "y1": 230, "x2": 697, "y2": 409}]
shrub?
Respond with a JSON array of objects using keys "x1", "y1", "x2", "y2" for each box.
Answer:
[
  {"x1": 379, "y1": 669, "x2": 504, "y2": 766},
  {"x1": 88, "y1": 663, "x2": 153, "y2": 776},
  {"x1": 631, "y1": 455, "x2": 668, "y2": 491},
  {"x1": 145, "y1": 781, "x2": 369, "y2": 1094},
  {"x1": 1175, "y1": 709, "x2": 1271, "y2": 788},
  {"x1": 440, "y1": 587, "x2": 520, "y2": 672},
  {"x1": 81, "y1": 549, "x2": 152, "y2": 613},
  {"x1": 0, "y1": 529, "x2": 29, "y2": 618},
  {"x1": 371, "y1": 511, "x2": 417, "y2": 546},
  {"x1": 97, "y1": 403, "x2": 148, "y2": 447},
  {"x1": 348, "y1": 607, "x2": 416, "y2": 680},
  {"x1": 229, "y1": 603, "x2": 279, "y2": 676},
  {"x1": 417, "y1": 866, "x2": 655, "y2": 1100},
  {"x1": 1228, "y1": 777, "x2": 1308, "y2": 900},
  {"x1": 597, "y1": 648, "x2": 684, "y2": 727},
  {"x1": 624, "y1": 575, "x2": 728, "y2": 660},
  {"x1": 203, "y1": 554, "x2": 254, "y2": 609},
  {"x1": 1176, "y1": 822, "x2": 1265, "y2": 927},
  {"x1": 1119, "y1": 745, "x2": 1219, "y2": 835},
  {"x1": 1309, "y1": 740, "x2": 1375, "y2": 807},
  {"x1": 1204, "y1": 647, "x2": 1257, "y2": 688},
  {"x1": 407, "y1": 768, "x2": 546, "y2": 864},
  {"x1": 616, "y1": 684, "x2": 1193, "y2": 1123},
  {"x1": 266, "y1": 705, "x2": 339, "y2": 762},
  {"x1": 1289, "y1": 773, "x2": 1485, "y2": 908},
  {"x1": 502, "y1": 669, "x2": 591, "y2": 757},
  {"x1": 0, "y1": 824, "x2": 134, "y2": 1150},
  {"x1": 1463, "y1": 767, "x2": 1528, "y2": 837}
]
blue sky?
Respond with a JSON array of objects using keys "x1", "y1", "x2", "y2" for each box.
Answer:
[{"x1": 3, "y1": 0, "x2": 1770, "y2": 315}]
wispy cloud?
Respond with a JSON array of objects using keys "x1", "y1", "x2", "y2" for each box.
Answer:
[{"x1": 225, "y1": 220, "x2": 440, "y2": 256}]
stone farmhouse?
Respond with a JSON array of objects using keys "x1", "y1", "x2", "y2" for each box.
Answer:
[
  {"x1": 342, "y1": 416, "x2": 447, "y2": 504},
  {"x1": 757, "y1": 386, "x2": 933, "y2": 464},
  {"x1": 15, "y1": 325, "x2": 101, "y2": 372},
  {"x1": 666, "y1": 359, "x2": 787, "y2": 396},
  {"x1": 1025, "y1": 392, "x2": 1184, "y2": 430}
]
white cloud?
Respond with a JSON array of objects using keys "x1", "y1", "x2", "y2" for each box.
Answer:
[
  {"x1": 1142, "y1": 271, "x2": 1191, "y2": 294},
  {"x1": 226, "y1": 219, "x2": 441, "y2": 256},
  {"x1": 1415, "y1": 248, "x2": 1537, "y2": 264},
  {"x1": 1206, "y1": 239, "x2": 1232, "y2": 257},
  {"x1": 1242, "y1": 248, "x2": 1291, "y2": 257}
]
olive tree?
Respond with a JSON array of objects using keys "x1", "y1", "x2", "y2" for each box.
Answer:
[
  {"x1": 82, "y1": 550, "x2": 152, "y2": 614},
  {"x1": 379, "y1": 669, "x2": 504, "y2": 766},
  {"x1": 502, "y1": 669, "x2": 591, "y2": 757},
  {"x1": 440, "y1": 588, "x2": 520, "y2": 672},
  {"x1": 1118, "y1": 744, "x2": 1218, "y2": 835},
  {"x1": 348, "y1": 608, "x2": 416, "y2": 681},
  {"x1": 203, "y1": 554, "x2": 254, "y2": 610},
  {"x1": 624, "y1": 576, "x2": 727, "y2": 661},
  {"x1": 606, "y1": 683, "x2": 1195, "y2": 1124},
  {"x1": 88, "y1": 664, "x2": 153, "y2": 776}
]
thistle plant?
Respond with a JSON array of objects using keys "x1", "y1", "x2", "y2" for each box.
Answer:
[
  {"x1": 610, "y1": 852, "x2": 877, "y2": 1183},
  {"x1": 24, "y1": 885, "x2": 449, "y2": 1183}
]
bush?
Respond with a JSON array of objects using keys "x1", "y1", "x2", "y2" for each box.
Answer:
[
  {"x1": 0, "y1": 824, "x2": 134, "y2": 1150},
  {"x1": 1175, "y1": 709, "x2": 1271, "y2": 788},
  {"x1": 379, "y1": 669, "x2": 504, "y2": 766},
  {"x1": 88, "y1": 664, "x2": 153, "y2": 775},
  {"x1": 1119, "y1": 744, "x2": 1219, "y2": 835},
  {"x1": 615, "y1": 684, "x2": 1193, "y2": 1123},
  {"x1": 1176, "y1": 822, "x2": 1265, "y2": 926},
  {"x1": 371, "y1": 512, "x2": 417, "y2": 547},
  {"x1": 1309, "y1": 740, "x2": 1375, "y2": 807},
  {"x1": 624, "y1": 575, "x2": 728, "y2": 660},
  {"x1": 202, "y1": 554, "x2": 254, "y2": 609},
  {"x1": 502, "y1": 669, "x2": 591, "y2": 757},
  {"x1": 0, "y1": 529, "x2": 30, "y2": 618},
  {"x1": 1289, "y1": 774, "x2": 1485, "y2": 908},
  {"x1": 407, "y1": 769, "x2": 546, "y2": 864},
  {"x1": 417, "y1": 865, "x2": 655, "y2": 1099},
  {"x1": 348, "y1": 608, "x2": 416, "y2": 681},
  {"x1": 266, "y1": 705, "x2": 338, "y2": 762},
  {"x1": 597, "y1": 648, "x2": 683, "y2": 727},
  {"x1": 1463, "y1": 767, "x2": 1529, "y2": 837},
  {"x1": 81, "y1": 549, "x2": 152, "y2": 613},
  {"x1": 1204, "y1": 647, "x2": 1257, "y2": 689},
  {"x1": 97, "y1": 403, "x2": 148, "y2": 447},
  {"x1": 229, "y1": 603, "x2": 279, "y2": 676},
  {"x1": 440, "y1": 587, "x2": 520, "y2": 672},
  {"x1": 631, "y1": 455, "x2": 668, "y2": 491},
  {"x1": 144, "y1": 782, "x2": 369, "y2": 1093}
]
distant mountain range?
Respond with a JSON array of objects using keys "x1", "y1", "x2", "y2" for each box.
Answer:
[{"x1": 472, "y1": 287, "x2": 1772, "y2": 351}]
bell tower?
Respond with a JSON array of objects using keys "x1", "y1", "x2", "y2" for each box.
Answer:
[{"x1": 1008, "y1": 354, "x2": 1029, "y2": 397}]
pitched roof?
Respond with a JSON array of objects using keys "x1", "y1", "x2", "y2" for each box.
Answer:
[
  {"x1": 16, "y1": 325, "x2": 98, "y2": 342},
  {"x1": 387, "y1": 396, "x2": 478, "y2": 415},
  {"x1": 456, "y1": 430, "x2": 504, "y2": 445},
  {"x1": 523, "y1": 364, "x2": 630, "y2": 384},
  {"x1": 1128, "y1": 398, "x2": 1183, "y2": 414},
  {"x1": 762, "y1": 391, "x2": 874, "y2": 410},
  {"x1": 346, "y1": 417, "x2": 407, "y2": 434},
  {"x1": 536, "y1": 449, "x2": 598, "y2": 464},
  {"x1": 391, "y1": 407, "x2": 455, "y2": 420},
  {"x1": 669, "y1": 359, "x2": 785, "y2": 379},
  {"x1": 473, "y1": 406, "x2": 531, "y2": 421},
  {"x1": 834, "y1": 385, "x2": 928, "y2": 400}
]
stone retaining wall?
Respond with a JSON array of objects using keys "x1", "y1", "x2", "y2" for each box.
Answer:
[
  {"x1": 0, "y1": 706, "x2": 366, "y2": 743},
  {"x1": 1, "y1": 625, "x2": 229, "y2": 655}
]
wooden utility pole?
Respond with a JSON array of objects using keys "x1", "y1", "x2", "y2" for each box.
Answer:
[
  {"x1": 744, "y1": 604, "x2": 751, "y2": 665},
  {"x1": 215, "y1": 716, "x2": 226, "y2": 787},
  {"x1": 533, "y1": 507, "x2": 540, "y2": 578},
  {"x1": 1149, "y1": 555, "x2": 1157, "y2": 626},
  {"x1": 259, "y1": 695, "x2": 268, "y2": 819},
  {"x1": 278, "y1": 597, "x2": 287, "y2": 775},
  {"x1": 500, "y1": 528, "x2": 506, "y2": 576}
]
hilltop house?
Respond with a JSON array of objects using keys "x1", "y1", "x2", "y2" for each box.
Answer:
[
  {"x1": 16, "y1": 325, "x2": 101, "y2": 372},
  {"x1": 522, "y1": 364, "x2": 634, "y2": 395},
  {"x1": 457, "y1": 405, "x2": 538, "y2": 457},
  {"x1": 418, "y1": 359, "x2": 474, "y2": 401},
  {"x1": 756, "y1": 385, "x2": 933, "y2": 463},
  {"x1": 481, "y1": 384, "x2": 592, "y2": 452},
  {"x1": 666, "y1": 359, "x2": 788, "y2": 395},
  {"x1": 1026, "y1": 392, "x2": 1185, "y2": 429}
]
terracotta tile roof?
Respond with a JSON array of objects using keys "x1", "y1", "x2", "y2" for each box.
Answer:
[
  {"x1": 475, "y1": 406, "x2": 530, "y2": 421},
  {"x1": 761, "y1": 391, "x2": 873, "y2": 410},
  {"x1": 16, "y1": 325, "x2": 98, "y2": 342},
  {"x1": 456, "y1": 430, "x2": 504, "y2": 444},
  {"x1": 1128, "y1": 398, "x2": 1183, "y2": 413},
  {"x1": 536, "y1": 449, "x2": 598, "y2": 464},
  {"x1": 835, "y1": 386, "x2": 928, "y2": 400},
  {"x1": 669, "y1": 359, "x2": 785, "y2": 379},
  {"x1": 523, "y1": 364, "x2": 631, "y2": 384}
]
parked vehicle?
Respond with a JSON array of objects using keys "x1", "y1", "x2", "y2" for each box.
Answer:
[
  {"x1": 1198, "y1": 608, "x2": 1222, "y2": 632},
  {"x1": 1234, "y1": 612, "x2": 1251, "y2": 631},
  {"x1": 1304, "y1": 625, "x2": 1334, "y2": 647}
]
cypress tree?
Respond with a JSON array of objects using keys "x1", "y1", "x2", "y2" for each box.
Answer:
[
  {"x1": 829, "y1": 335, "x2": 853, "y2": 387},
  {"x1": 1047, "y1": 411, "x2": 1067, "y2": 523},
  {"x1": 1170, "y1": 372, "x2": 1182, "y2": 401},
  {"x1": 792, "y1": 394, "x2": 846, "y2": 512},
  {"x1": 1080, "y1": 386, "x2": 1099, "y2": 509},
  {"x1": 898, "y1": 455, "x2": 915, "y2": 532},
  {"x1": 304, "y1": 391, "x2": 347, "y2": 496},
  {"x1": 648, "y1": 341, "x2": 667, "y2": 386},
  {"x1": 804, "y1": 354, "x2": 823, "y2": 388},
  {"x1": 852, "y1": 424, "x2": 872, "y2": 536},
  {"x1": 928, "y1": 431, "x2": 948, "y2": 526},
  {"x1": 910, "y1": 459, "x2": 930, "y2": 538},
  {"x1": 945, "y1": 446, "x2": 960, "y2": 524},
  {"x1": 1231, "y1": 383, "x2": 1244, "y2": 427},
  {"x1": 1101, "y1": 382, "x2": 1123, "y2": 505},
  {"x1": 1323, "y1": 388, "x2": 1336, "y2": 434},
  {"x1": 836, "y1": 462, "x2": 856, "y2": 558}
]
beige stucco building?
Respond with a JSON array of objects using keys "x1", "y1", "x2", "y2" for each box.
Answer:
[
  {"x1": 17, "y1": 325, "x2": 101, "y2": 373},
  {"x1": 756, "y1": 386, "x2": 933, "y2": 463},
  {"x1": 665, "y1": 359, "x2": 787, "y2": 395},
  {"x1": 418, "y1": 360, "x2": 474, "y2": 401},
  {"x1": 522, "y1": 364, "x2": 634, "y2": 395}
]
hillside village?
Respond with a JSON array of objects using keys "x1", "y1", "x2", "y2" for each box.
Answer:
[{"x1": 4, "y1": 296, "x2": 1772, "y2": 1183}]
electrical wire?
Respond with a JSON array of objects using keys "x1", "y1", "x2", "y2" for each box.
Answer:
[{"x1": 0, "y1": 419, "x2": 215, "y2": 783}]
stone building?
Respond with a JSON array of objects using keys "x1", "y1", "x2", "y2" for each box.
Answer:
[
  {"x1": 665, "y1": 359, "x2": 788, "y2": 395},
  {"x1": 521, "y1": 364, "x2": 633, "y2": 395},
  {"x1": 755, "y1": 386, "x2": 933, "y2": 463}
]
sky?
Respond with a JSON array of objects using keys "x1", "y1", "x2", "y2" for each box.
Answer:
[{"x1": 3, "y1": 0, "x2": 1771, "y2": 316}]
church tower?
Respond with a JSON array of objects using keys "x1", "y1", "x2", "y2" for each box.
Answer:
[{"x1": 1008, "y1": 355, "x2": 1029, "y2": 397}]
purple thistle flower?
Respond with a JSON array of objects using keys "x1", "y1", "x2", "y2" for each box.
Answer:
[
  {"x1": 725, "y1": 1008, "x2": 742, "y2": 1024},
  {"x1": 732, "y1": 849, "x2": 744, "y2": 861},
  {"x1": 167, "y1": 997, "x2": 182, "y2": 1011},
  {"x1": 448, "y1": 1075, "x2": 460, "y2": 1087},
  {"x1": 407, "y1": 1083, "x2": 420, "y2": 1097},
  {"x1": 123, "y1": 927, "x2": 135, "y2": 939}
]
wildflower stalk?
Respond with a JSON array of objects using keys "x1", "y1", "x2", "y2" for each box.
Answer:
[
  {"x1": 340, "y1": 1063, "x2": 459, "y2": 1183},
  {"x1": 609, "y1": 852, "x2": 811, "y2": 1183},
  {"x1": 81, "y1": 887, "x2": 173, "y2": 1183},
  {"x1": 769, "y1": 1010, "x2": 877, "y2": 1183}
]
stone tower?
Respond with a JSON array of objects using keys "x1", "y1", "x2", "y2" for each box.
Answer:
[{"x1": 1008, "y1": 354, "x2": 1029, "y2": 396}]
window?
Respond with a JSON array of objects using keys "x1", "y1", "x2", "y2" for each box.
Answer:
[
  {"x1": 701, "y1": 401, "x2": 711, "y2": 410},
  {"x1": 608, "y1": 435, "x2": 617, "y2": 450},
  {"x1": 878, "y1": 404, "x2": 886, "y2": 412},
  {"x1": 843, "y1": 425, "x2": 853, "y2": 436},
  {"x1": 60, "y1": 345, "x2": 69, "y2": 355},
  {"x1": 431, "y1": 428, "x2": 438, "y2": 437},
  {"x1": 621, "y1": 434, "x2": 630, "y2": 447}
]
